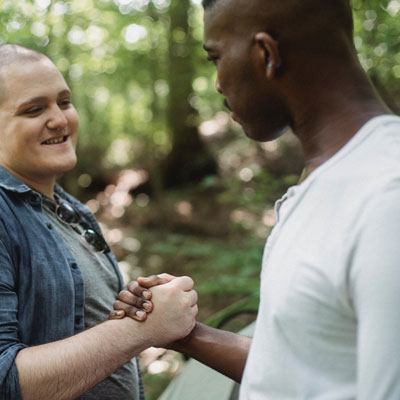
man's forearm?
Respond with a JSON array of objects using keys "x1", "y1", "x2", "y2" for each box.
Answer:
[
  {"x1": 172, "y1": 322, "x2": 251, "y2": 383},
  {"x1": 16, "y1": 318, "x2": 150, "y2": 400},
  {"x1": 15, "y1": 276, "x2": 197, "y2": 400}
]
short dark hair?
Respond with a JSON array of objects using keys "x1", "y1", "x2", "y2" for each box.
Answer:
[
  {"x1": 202, "y1": 0, "x2": 220, "y2": 9},
  {"x1": 202, "y1": 0, "x2": 354, "y2": 43}
]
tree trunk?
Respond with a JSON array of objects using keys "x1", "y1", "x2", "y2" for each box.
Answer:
[{"x1": 162, "y1": 0, "x2": 217, "y2": 188}]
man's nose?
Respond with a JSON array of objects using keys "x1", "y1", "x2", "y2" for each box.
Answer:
[{"x1": 47, "y1": 105, "x2": 68, "y2": 130}]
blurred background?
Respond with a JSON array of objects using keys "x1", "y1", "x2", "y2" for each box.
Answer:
[{"x1": 1, "y1": 0, "x2": 399, "y2": 397}]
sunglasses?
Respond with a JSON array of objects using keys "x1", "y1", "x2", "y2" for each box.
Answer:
[{"x1": 55, "y1": 200, "x2": 110, "y2": 253}]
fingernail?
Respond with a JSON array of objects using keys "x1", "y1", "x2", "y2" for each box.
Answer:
[
  {"x1": 116, "y1": 310, "x2": 124, "y2": 316},
  {"x1": 143, "y1": 290, "x2": 151, "y2": 299},
  {"x1": 143, "y1": 302, "x2": 151, "y2": 311},
  {"x1": 136, "y1": 311, "x2": 146, "y2": 318}
]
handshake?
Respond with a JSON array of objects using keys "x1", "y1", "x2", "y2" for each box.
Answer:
[{"x1": 110, "y1": 274, "x2": 198, "y2": 348}]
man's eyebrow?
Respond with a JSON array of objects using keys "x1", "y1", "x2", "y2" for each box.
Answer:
[
  {"x1": 58, "y1": 89, "x2": 71, "y2": 97},
  {"x1": 18, "y1": 90, "x2": 71, "y2": 108}
]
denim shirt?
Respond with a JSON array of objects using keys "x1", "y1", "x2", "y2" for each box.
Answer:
[{"x1": 0, "y1": 167, "x2": 141, "y2": 399}]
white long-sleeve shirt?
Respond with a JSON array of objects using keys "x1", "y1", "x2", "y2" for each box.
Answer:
[{"x1": 241, "y1": 115, "x2": 400, "y2": 399}]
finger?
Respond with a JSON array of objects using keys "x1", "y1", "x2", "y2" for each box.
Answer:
[
  {"x1": 113, "y1": 300, "x2": 147, "y2": 321},
  {"x1": 169, "y1": 276, "x2": 194, "y2": 292},
  {"x1": 192, "y1": 304, "x2": 199, "y2": 318},
  {"x1": 188, "y1": 290, "x2": 198, "y2": 307},
  {"x1": 137, "y1": 274, "x2": 171, "y2": 289},
  {"x1": 119, "y1": 289, "x2": 153, "y2": 312},
  {"x1": 108, "y1": 310, "x2": 125, "y2": 320},
  {"x1": 157, "y1": 273, "x2": 176, "y2": 282},
  {"x1": 126, "y1": 281, "x2": 152, "y2": 300}
]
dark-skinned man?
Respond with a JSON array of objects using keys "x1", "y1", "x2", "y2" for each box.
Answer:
[{"x1": 114, "y1": 0, "x2": 400, "y2": 398}]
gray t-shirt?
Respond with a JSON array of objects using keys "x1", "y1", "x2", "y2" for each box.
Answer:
[{"x1": 42, "y1": 195, "x2": 141, "y2": 400}]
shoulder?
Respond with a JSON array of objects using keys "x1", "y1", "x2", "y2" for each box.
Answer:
[{"x1": 316, "y1": 115, "x2": 400, "y2": 203}]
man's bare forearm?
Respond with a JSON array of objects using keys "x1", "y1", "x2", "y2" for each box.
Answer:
[
  {"x1": 172, "y1": 322, "x2": 251, "y2": 383},
  {"x1": 16, "y1": 276, "x2": 198, "y2": 400},
  {"x1": 16, "y1": 318, "x2": 150, "y2": 400}
]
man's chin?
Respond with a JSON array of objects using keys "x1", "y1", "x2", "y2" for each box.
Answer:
[
  {"x1": 231, "y1": 112, "x2": 240, "y2": 124},
  {"x1": 242, "y1": 122, "x2": 289, "y2": 143},
  {"x1": 53, "y1": 158, "x2": 78, "y2": 177}
]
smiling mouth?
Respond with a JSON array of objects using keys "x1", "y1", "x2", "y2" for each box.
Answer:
[{"x1": 42, "y1": 136, "x2": 67, "y2": 145}]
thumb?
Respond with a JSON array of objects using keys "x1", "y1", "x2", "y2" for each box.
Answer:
[{"x1": 137, "y1": 273, "x2": 174, "y2": 288}]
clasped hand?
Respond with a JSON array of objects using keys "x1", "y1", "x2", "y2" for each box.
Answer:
[{"x1": 110, "y1": 274, "x2": 198, "y2": 345}]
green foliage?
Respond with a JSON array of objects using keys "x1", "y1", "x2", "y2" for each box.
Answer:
[
  {"x1": 149, "y1": 232, "x2": 263, "y2": 294},
  {"x1": 218, "y1": 170, "x2": 299, "y2": 209},
  {"x1": 0, "y1": 0, "x2": 218, "y2": 180},
  {"x1": 132, "y1": 228, "x2": 263, "y2": 305},
  {"x1": 114, "y1": 169, "x2": 297, "y2": 319},
  {"x1": 1, "y1": 0, "x2": 398, "y2": 190},
  {"x1": 2, "y1": 0, "x2": 398, "y2": 395},
  {"x1": 352, "y1": 0, "x2": 400, "y2": 111}
]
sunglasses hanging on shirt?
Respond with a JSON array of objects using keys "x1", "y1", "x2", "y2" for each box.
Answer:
[{"x1": 55, "y1": 200, "x2": 110, "y2": 254}]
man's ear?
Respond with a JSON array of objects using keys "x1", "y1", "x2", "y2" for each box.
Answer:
[{"x1": 254, "y1": 32, "x2": 281, "y2": 79}]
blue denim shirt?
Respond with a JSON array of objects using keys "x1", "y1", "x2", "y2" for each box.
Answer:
[{"x1": 0, "y1": 166, "x2": 143, "y2": 399}]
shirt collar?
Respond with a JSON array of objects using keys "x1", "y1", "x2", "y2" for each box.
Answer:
[
  {"x1": 0, "y1": 166, "x2": 34, "y2": 194},
  {"x1": 0, "y1": 166, "x2": 63, "y2": 198}
]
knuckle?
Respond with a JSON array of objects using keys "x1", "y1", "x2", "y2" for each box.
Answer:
[
  {"x1": 184, "y1": 275, "x2": 194, "y2": 284},
  {"x1": 126, "y1": 306, "x2": 138, "y2": 316},
  {"x1": 121, "y1": 294, "x2": 135, "y2": 305},
  {"x1": 127, "y1": 281, "x2": 139, "y2": 292},
  {"x1": 113, "y1": 300, "x2": 123, "y2": 309},
  {"x1": 119, "y1": 290, "x2": 131, "y2": 300},
  {"x1": 133, "y1": 297, "x2": 145, "y2": 308},
  {"x1": 181, "y1": 297, "x2": 190, "y2": 308}
]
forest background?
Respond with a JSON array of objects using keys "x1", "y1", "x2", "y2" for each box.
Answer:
[{"x1": 1, "y1": 0, "x2": 399, "y2": 397}]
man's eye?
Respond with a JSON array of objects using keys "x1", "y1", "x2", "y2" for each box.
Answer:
[
  {"x1": 24, "y1": 107, "x2": 42, "y2": 114},
  {"x1": 59, "y1": 99, "x2": 71, "y2": 107}
]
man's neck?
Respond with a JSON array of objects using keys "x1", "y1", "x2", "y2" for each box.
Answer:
[
  {"x1": 293, "y1": 92, "x2": 391, "y2": 174},
  {"x1": 283, "y1": 49, "x2": 392, "y2": 174}
]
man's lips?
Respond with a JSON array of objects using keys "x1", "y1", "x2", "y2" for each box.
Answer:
[
  {"x1": 223, "y1": 98, "x2": 240, "y2": 122},
  {"x1": 223, "y1": 98, "x2": 232, "y2": 111}
]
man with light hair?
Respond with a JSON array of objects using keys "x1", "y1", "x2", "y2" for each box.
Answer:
[{"x1": 0, "y1": 44, "x2": 198, "y2": 400}]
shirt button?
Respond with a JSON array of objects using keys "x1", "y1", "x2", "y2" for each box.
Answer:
[
  {"x1": 28, "y1": 194, "x2": 41, "y2": 206},
  {"x1": 75, "y1": 316, "x2": 81, "y2": 324},
  {"x1": 71, "y1": 262, "x2": 78, "y2": 269},
  {"x1": 47, "y1": 223, "x2": 53, "y2": 230},
  {"x1": 287, "y1": 188, "x2": 296, "y2": 197}
]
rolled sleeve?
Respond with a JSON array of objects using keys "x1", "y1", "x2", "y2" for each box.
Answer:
[
  {"x1": 0, "y1": 347, "x2": 26, "y2": 399},
  {"x1": 0, "y1": 239, "x2": 27, "y2": 399}
]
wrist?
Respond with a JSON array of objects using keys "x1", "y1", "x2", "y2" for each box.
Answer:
[
  {"x1": 104, "y1": 317, "x2": 152, "y2": 354},
  {"x1": 169, "y1": 321, "x2": 202, "y2": 353}
]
